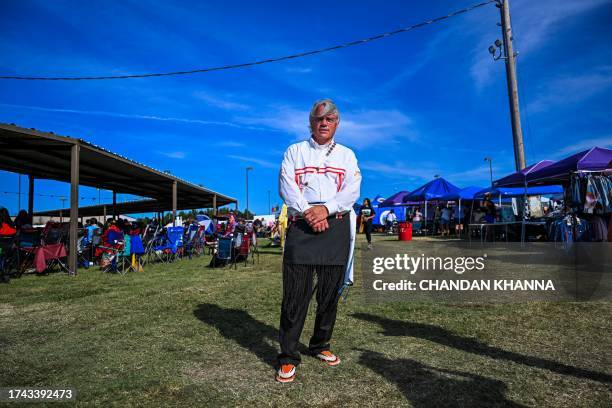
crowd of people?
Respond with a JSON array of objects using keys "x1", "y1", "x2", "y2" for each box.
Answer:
[
  {"x1": 0, "y1": 206, "x2": 291, "y2": 280},
  {"x1": 356, "y1": 193, "x2": 549, "y2": 241}
]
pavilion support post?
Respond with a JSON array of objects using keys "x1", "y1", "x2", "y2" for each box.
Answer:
[
  {"x1": 69, "y1": 143, "x2": 80, "y2": 276},
  {"x1": 103, "y1": 205, "x2": 107, "y2": 222},
  {"x1": 112, "y1": 191, "x2": 117, "y2": 220},
  {"x1": 213, "y1": 194, "x2": 217, "y2": 216},
  {"x1": 172, "y1": 180, "x2": 177, "y2": 227},
  {"x1": 28, "y1": 175, "x2": 34, "y2": 222}
]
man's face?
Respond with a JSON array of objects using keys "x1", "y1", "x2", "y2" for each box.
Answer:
[{"x1": 310, "y1": 104, "x2": 338, "y2": 144}]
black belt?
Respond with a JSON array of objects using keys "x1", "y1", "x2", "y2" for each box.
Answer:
[{"x1": 289, "y1": 210, "x2": 349, "y2": 223}]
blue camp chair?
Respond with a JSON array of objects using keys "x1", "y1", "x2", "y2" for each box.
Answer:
[
  {"x1": 152, "y1": 228, "x2": 171, "y2": 264},
  {"x1": 166, "y1": 226, "x2": 184, "y2": 262},
  {"x1": 183, "y1": 224, "x2": 200, "y2": 259},
  {"x1": 214, "y1": 237, "x2": 233, "y2": 268}
]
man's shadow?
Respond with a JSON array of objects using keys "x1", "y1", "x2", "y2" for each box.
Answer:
[
  {"x1": 356, "y1": 349, "x2": 525, "y2": 407},
  {"x1": 193, "y1": 303, "x2": 306, "y2": 368},
  {"x1": 353, "y1": 313, "x2": 612, "y2": 384}
]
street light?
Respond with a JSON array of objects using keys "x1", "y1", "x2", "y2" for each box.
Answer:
[
  {"x1": 246, "y1": 166, "x2": 253, "y2": 216},
  {"x1": 484, "y1": 157, "x2": 493, "y2": 186}
]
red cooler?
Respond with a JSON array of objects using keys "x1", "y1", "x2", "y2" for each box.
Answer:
[{"x1": 398, "y1": 222, "x2": 412, "y2": 241}]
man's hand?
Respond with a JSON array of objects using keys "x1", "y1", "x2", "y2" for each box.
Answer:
[
  {"x1": 304, "y1": 205, "x2": 329, "y2": 226},
  {"x1": 311, "y1": 218, "x2": 329, "y2": 233}
]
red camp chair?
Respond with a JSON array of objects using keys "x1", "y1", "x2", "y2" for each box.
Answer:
[{"x1": 233, "y1": 233, "x2": 253, "y2": 268}]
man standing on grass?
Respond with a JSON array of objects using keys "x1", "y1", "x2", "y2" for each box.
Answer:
[{"x1": 276, "y1": 99, "x2": 361, "y2": 383}]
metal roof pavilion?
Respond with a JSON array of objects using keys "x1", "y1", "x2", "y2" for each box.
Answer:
[{"x1": 0, "y1": 122, "x2": 237, "y2": 275}]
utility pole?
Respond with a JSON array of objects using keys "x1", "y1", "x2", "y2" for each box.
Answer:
[
  {"x1": 18, "y1": 174, "x2": 21, "y2": 212},
  {"x1": 484, "y1": 157, "x2": 493, "y2": 186},
  {"x1": 246, "y1": 166, "x2": 253, "y2": 216},
  {"x1": 498, "y1": 0, "x2": 526, "y2": 171}
]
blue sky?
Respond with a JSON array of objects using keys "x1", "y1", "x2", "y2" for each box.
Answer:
[{"x1": 1, "y1": 0, "x2": 611, "y2": 216}]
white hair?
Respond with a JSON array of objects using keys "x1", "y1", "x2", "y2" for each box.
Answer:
[{"x1": 308, "y1": 99, "x2": 340, "y2": 132}]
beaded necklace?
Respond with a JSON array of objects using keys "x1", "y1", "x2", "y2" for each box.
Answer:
[{"x1": 326, "y1": 141, "x2": 337, "y2": 157}]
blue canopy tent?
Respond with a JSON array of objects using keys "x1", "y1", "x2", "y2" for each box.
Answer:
[
  {"x1": 439, "y1": 186, "x2": 484, "y2": 222},
  {"x1": 473, "y1": 185, "x2": 563, "y2": 243},
  {"x1": 474, "y1": 185, "x2": 563, "y2": 199},
  {"x1": 378, "y1": 191, "x2": 411, "y2": 207},
  {"x1": 355, "y1": 195, "x2": 407, "y2": 226},
  {"x1": 402, "y1": 177, "x2": 461, "y2": 223},
  {"x1": 439, "y1": 186, "x2": 483, "y2": 201}
]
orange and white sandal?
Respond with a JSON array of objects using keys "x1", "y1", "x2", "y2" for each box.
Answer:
[
  {"x1": 316, "y1": 350, "x2": 341, "y2": 366},
  {"x1": 275, "y1": 364, "x2": 296, "y2": 383}
]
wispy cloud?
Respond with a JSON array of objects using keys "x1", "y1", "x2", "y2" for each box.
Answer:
[
  {"x1": 157, "y1": 150, "x2": 186, "y2": 159},
  {"x1": 0, "y1": 103, "x2": 268, "y2": 131},
  {"x1": 379, "y1": 28, "x2": 453, "y2": 94},
  {"x1": 360, "y1": 161, "x2": 507, "y2": 187},
  {"x1": 285, "y1": 67, "x2": 312, "y2": 74},
  {"x1": 360, "y1": 161, "x2": 439, "y2": 181},
  {"x1": 237, "y1": 106, "x2": 417, "y2": 149},
  {"x1": 226, "y1": 154, "x2": 278, "y2": 169},
  {"x1": 447, "y1": 164, "x2": 499, "y2": 183},
  {"x1": 193, "y1": 91, "x2": 251, "y2": 111},
  {"x1": 551, "y1": 136, "x2": 612, "y2": 158},
  {"x1": 215, "y1": 141, "x2": 246, "y2": 148},
  {"x1": 526, "y1": 66, "x2": 612, "y2": 113}
]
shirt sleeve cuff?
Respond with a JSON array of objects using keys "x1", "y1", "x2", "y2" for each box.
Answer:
[{"x1": 323, "y1": 199, "x2": 339, "y2": 216}]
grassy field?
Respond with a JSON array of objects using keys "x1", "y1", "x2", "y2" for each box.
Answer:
[{"x1": 0, "y1": 235, "x2": 610, "y2": 407}]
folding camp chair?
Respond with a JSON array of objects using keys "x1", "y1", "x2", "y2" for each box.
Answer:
[
  {"x1": 183, "y1": 224, "x2": 200, "y2": 259},
  {"x1": 16, "y1": 228, "x2": 42, "y2": 274},
  {"x1": 250, "y1": 231, "x2": 260, "y2": 265},
  {"x1": 0, "y1": 235, "x2": 18, "y2": 281},
  {"x1": 152, "y1": 226, "x2": 184, "y2": 263},
  {"x1": 77, "y1": 234, "x2": 92, "y2": 269},
  {"x1": 233, "y1": 233, "x2": 253, "y2": 268},
  {"x1": 116, "y1": 234, "x2": 133, "y2": 274},
  {"x1": 191, "y1": 226, "x2": 206, "y2": 257},
  {"x1": 90, "y1": 229, "x2": 103, "y2": 265},
  {"x1": 204, "y1": 234, "x2": 218, "y2": 255},
  {"x1": 166, "y1": 226, "x2": 184, "y2": 261},
  {"x1": 141, "y1": 224, "x2": 160, "y2": 265},
  {"x1": 213, "y1": 236, "x2": 233, "y2": 268},
  {"x1": 99, "y1": 230, "x2": 125, "y2": 273},
  {"x1": 129, "y1": 233, "x2": 145, "y2": 272}
]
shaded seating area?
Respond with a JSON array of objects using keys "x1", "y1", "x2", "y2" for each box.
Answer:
[{"x1": 0, "y1": 123, "x2": 237, "y2": 276}]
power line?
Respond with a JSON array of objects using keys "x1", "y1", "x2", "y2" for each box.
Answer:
[{"x1": 0, "y1": 1, "x2": 496, "y2": 81}]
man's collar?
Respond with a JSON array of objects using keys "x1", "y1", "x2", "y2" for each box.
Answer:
[{"x1": 309, "y1": 136, "x2": 334, "y2": 150}]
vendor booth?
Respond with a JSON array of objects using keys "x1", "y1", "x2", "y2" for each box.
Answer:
[{"x1": 402, "y1": 177, "x2": 461, "y2": 234}]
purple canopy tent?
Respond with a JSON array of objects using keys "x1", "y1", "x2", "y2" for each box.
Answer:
[
  {"x1": 521, "y1": 147, "x2": 611, "y2": 186},
  {"x1": 493, "y1": 160, "x2": 555, "y2": 188}
]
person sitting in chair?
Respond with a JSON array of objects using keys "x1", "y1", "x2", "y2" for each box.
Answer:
[{"x1": 385, "y1": 210, "x2": 397, "y2": 233}]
